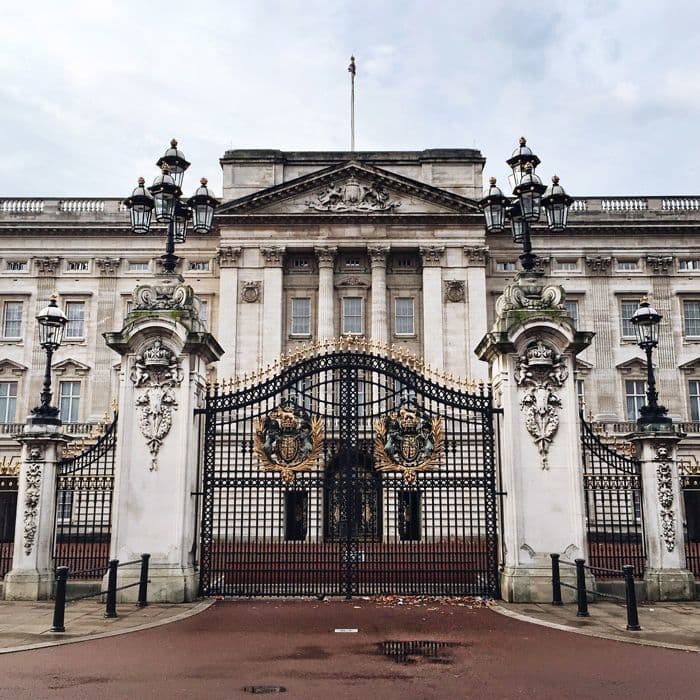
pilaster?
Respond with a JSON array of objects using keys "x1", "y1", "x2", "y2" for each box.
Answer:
[
  {"x1": 216, "y1": 246, "x2": 241, "y2": 379},
  {"x1": 261, "y1": 246, "x2": 285, "y2": 366},
  {"x1": 315, "y1": 246, "x2": 337, "y2": 341},
  {"x1": 368, "y1": 245, "x2": 390, "y2": 346},
  {"x1": 464, "y1": 246, "x2": 489, "y2": 381},
  {"x1": 419, "y1": 246, "x2": 445, "y2": 370}
]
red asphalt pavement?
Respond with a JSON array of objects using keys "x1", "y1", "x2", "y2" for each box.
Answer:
[{"x1": 0, "y1": 599, "x2": 698, "y2": 699}]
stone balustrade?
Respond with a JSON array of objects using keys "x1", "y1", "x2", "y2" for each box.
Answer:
[
  {"x1": 0, "y1": 198, "x2": 128, "y2": 218},
  {"x1": 600, "y1": 420, "x2": 700, "y2": 434},
  {"x1": 0, "y1": 421, "x2": 98, "y2": 436}
]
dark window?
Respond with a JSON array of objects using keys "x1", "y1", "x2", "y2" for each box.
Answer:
[
  {"x1": 685, "y1": 491, "x2": 700, "y2": 542},
  {"x1": 0, "y1": 491, "x2": 17, "y2": 542},
  {"x1": 398, "y1": 490, "x2": 421, "y2": 541},
  {"x1": 284, "y1": 490, "x2": 308, "y2": 541}
]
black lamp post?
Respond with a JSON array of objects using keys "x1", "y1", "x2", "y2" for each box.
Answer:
[
  {"x1": 124, "y1": 140, "x2": 219, "y2": 274},
  {"x1": 630, "y1": 296, "x2": 672, "y2": 427},
  {"x1": 30, "y1": 294, "x2": 67, "y2": 426},
  {"x1": 479, "y1": 137, "x2": 573, "y2": 273}
]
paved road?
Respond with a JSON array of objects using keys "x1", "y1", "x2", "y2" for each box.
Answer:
[{"x1": 1, "y1": 600, "x2": 698, "y2": 699}]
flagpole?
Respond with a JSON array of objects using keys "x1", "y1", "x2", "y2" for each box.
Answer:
[{"x1": 348, "y1": 55, "x2": 356, "y2": 152}]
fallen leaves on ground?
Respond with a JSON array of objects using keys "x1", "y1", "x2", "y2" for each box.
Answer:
[{"x1": 366, "y1": 595, "x2": 492, "y2": 609}]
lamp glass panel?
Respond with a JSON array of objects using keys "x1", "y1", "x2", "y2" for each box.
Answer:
[
  {"x1": 130, "y1": 205, "x2": 152, "y2": 234},
  {"x1": 154, "y1": 194, "x2": 175, "y2": 223},
  {"x1": 192, "y1": 202, "x2": 214, "y2": 233}
]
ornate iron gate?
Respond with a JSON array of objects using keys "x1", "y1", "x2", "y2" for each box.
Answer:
[
  {"x1": 198, "y1": 346, "x2": 500, "y2": 598},
  {"x1": 54, "y1": 415, "x2": 117, "y2": 578},
  {"x1": 0, "y1": 458, "x2": 19, "y2": 578},
  {"x1": 581, "y1": 416, "x2": 645, "y2": 578}
]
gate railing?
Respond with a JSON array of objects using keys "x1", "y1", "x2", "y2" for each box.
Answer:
[
  {"x1": 679, "y1": 459, "x2": 700, "y2": 579},
  {"x1": 580, "y1": 414, "x2": 645, "y2": 578},
  {"x1": 54, "y1": 413, "x2": 117, "y2": 579},
  {"x1": 0, "y1": 457, "x2": 19, "y2": 579}
]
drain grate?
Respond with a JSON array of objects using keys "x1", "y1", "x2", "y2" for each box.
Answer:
[
  {"x1": 378, "y1": 640, "x2": 456, "y2": 664},
  {"x1": 243, "y1": 686, "x2": 286, "y2": 694}
]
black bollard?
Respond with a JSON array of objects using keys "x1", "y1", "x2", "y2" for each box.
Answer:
[
  {"x1": 137, "y1": 553, "x2": 150, "y2": 608},
  {"x1": 51, "y1": 567, "x2": 69, "y2": 632},
  {"x1": 105, "y1": 559, "x2": 119, "y2": 618},
  {"x1": 551, "y1": 553, "x2": 563, "y2": 606},
  {"x1": 575, "y1": 558, "x2": 589, "y2": 617},
  {"x1": 623, "y1": 565, "x2": 641, "y2": 631}
]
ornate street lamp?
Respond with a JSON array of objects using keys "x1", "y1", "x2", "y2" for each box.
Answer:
[
  {"x1": 630, "y1": 296, "x2": 672, "y2": 426},
  {"x1": 30, "y1": 294, "x2": 67, "y2": 425},
  {"x1": 479, "y1": 137, "x2": 573, "y2": 273},
  {"x1": 124, "y1": 140, "x2": 218, "y2": 274}
]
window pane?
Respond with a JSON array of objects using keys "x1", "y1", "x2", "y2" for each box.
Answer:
[
  {"x1": 625, "y1": 379, "x2": 646, "y2": 420},
  {"x1": 291, "y1": 298, "x2": 311, "y2": 335},
  {"x1": 620, "y1": 301, "x2": 638, "y2": 338},
  {"x1": 395, "y1": 297, "x2": 415, "y2": 335},
  {"x1": 0, "y1": 381, "x2": 17, "y2": 422},
  {"x1": 59, "y1": 381, "x2": 80, "y2": 423},
  {"x1": 690, "y1": 380, "x2": 700, "y2": 421},
  {"x1": 65, "y1": 302, "x2": 85, "y2": 338},
  {"x1": 342, "y1": 297, "x2": 363, "y2": 334},
  {"x1": 684, "y1": 301, "x2": 700, "y2": 336},
  {"x1": 564, "y1": 301, "x2": 578, "y2": 329},
  {"x1": 3, "y1": 301, "x2": 22, "y2": 337}
]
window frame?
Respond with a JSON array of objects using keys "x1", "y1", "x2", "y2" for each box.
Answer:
[
  {"x1": 58, "y1": 380, "x2": 81, "y2": 423},
  {"x1": 625, "y1": 379, "x2": 647, "y2": 421},
  {"x1": 620, "y1": 298, "x2": 641, "y2": 340},
  {"x1": 689, "y1": 379, "x2": 700, "y2": 422},
  {"x1": 683, "y1": 300, "x2": 700, "y2": 338},
  {"x1": 0, "y1": 381, "x2": 17, "y2": 423},
  {"x1": 341, "y1": 296, "x2": 364, "y2": 336},
  {"x1": 290, "y1": 297, "x2": 312, "y2": 337},
  {"x1": 2, "y1": 300, "x2": 23, "y2": 339},
  {"x1": 564, "y1": 300, "x2": 579, "y2": 329},
  {"x1": 394, "y1": 297, "x2": 415, "y2": 337},
  {"x1": 63, "y1": 300, "x2": 86, "y2": 340}
]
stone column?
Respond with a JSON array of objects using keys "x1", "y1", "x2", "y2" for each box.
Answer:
[
  {"x1": 314, "y1": 246, "x2": 337, "y2": 341},
  {"x1": 476, "y1": 272, "x2": 593, "y2": 602},
  {"x1": 629, "y1": 431, "x2": 694, "y2": 600},
  {"x1": 261, "y1": 246, "x2": 285, "y2": 367},
  {"x1": 464, "y1": 246, "x2": 489, "y2": 382},
  {"x1": 104, "y1": 275, "x2": 223, "y2": 602},
  {"x1": 368, "y1": 245, "x2": 390, "y2": 345},
  {"x1": 4, "y1": 426, "x2": 69, "y2": 599},
  {"x1": 419, "y1": 246, "x2": 445, "y2": 370},
  {"x1": 216, "y1": 246, "x2": 241, "y2": 380}
]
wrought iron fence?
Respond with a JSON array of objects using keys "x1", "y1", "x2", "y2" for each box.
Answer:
[
  {"x1": 54, "y1": 415, "x2": 117, "y2": 579},
  {"x1": 0, "y1": 468, "x2": 18, "y2": 579},
  {"x1": 581, "y1": 416, "x2": 645, "y2": 578},
  {"x1": 680, "y1": 467, "x2": 700, "y2": 579}
]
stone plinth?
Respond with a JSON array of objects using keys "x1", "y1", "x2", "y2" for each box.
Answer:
[{"x1": 477, "y1": 272, "x2": 594, "y2": 602}]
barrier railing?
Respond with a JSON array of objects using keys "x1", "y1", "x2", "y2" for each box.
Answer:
[
  {"x1": 550, "y1": 553, "x2": 640, "y2": 631},
  {"x1": 51, "y1": 553, "x2": 150, "y2": 632}
]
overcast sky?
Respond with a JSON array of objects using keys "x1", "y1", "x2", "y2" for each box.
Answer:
[{"x1": 0, "y1": 1, "x2": 698, "y2": 198}]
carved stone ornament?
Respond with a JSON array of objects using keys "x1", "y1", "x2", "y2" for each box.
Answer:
[
  {"x1": 419, "y1": 246, "x2": 444, "y2": 266},
  {"x1": 34, "y1": 257, "x2": 61, "y2": 275},
  {"x1": 655, "y1": 444, "x2": 676, "y2": 552},
  {"x1": 254, "y1": 400, "x2": 324, "y2": 483},
  {"x1": 464, "y1": 246, "x2": 489, "y2": 266},
  {"x1": 216, "y1": 246, "x2": 241, "y2": 269},
  {"x1": 585, "y1": 256, "x2": 612, "y2": 275},
  {"x1": 314, "y1": 246, "x2": 338, "y2": 265},
  {"x1": 514, "y1": 340, "x2": 569, "y2": 469},
  {"x1": 374, "y1": 401, "x2": 444, "y2": 484},
  {"x1": 95, "y1": 257, "x2": 121, "y2": 275},
  {"x1": 532, "y1": 257, "x2": 550, "y2": 274},
  {"x1": 336, "y1": 275, "x2": 369, "y2": 288},
  {"x1": 444, "y1": 279, "x2": 465, "y2": 303},
  {"x1": 647, "y1": 255, "x2": 674, "y2": 275},
  {"x1": 306, "y1": 177, "x2": 400, "y2": 212},
  {"x1": 241, "y1": 281, "x2": 261, "y2": 303},
  {"x1": 133, "y1": 278, "x2": 194, "y2": 311},
  {"x1": 27, "y1": 446, "x2": 44, "y2": 461},
  {"x1": 130, "y1": 339, "x2": 183, "y2": 471},
  {"x1": 260, "y1": 246, "x2": 285, "y2": 266},
  {"x1": 495, "y1": 278, "x2": 565, "y2": 317},
  {"x1": 367, "y1": 245, "x2": 390, "y2": 265},
  {"x1": 23, "y1": 462, "x2": 41, "y2": 555}
]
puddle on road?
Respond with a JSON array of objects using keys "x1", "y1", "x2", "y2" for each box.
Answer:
[{"x1": 378, "y1": 640, "x2": 459, "y2": 665}]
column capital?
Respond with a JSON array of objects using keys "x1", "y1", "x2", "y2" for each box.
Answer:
[
  {"x1": 95, "y1": 258, "x2": 121, "y2": 275},
  {"x1": 33, "y1": 257, "x2": 61, "y2": 275},
  {"x1": 419, "y1": 245, "x2": 445, "y2": 267},
  {"x1": 646, "y1": 254, "x2": 674, "y2": 275},
  {"x1": 216, "y1": 246, "x2": 241, "y2": 269},
  {"x1": 585, "y1": 256, "x2": 612, "y2": 275},
  {"x1": 314, "y1": 246, "x2": 338, "y2": 268},
  {"x1": 367, "y1": 244, "x2": 390, "y2": 266},
  {"x1": 260, "y1": 246, "x2": 286, "y2": 267},
  {"x1": 464, "y1": 246, "x2": 489, "y2": 267}
]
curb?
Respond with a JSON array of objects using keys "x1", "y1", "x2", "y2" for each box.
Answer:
[
  {"x1": 0, "y1": 599, "x2": 214, "y2": 655},
  {"x1": 491, "y1": 603, "x2": 700, "y2": 654}
]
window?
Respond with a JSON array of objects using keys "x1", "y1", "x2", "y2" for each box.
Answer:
[
  {"x1": 394, "y1": 256, "x2": 416, "y2": 271},
  {"x1": 128, "y1": 261, "x2": 150, "y2": 272},
  {"x1": 6, "y1": 261, "x2": 27, "y2": 272},
  {"x1": 576, "y1": 379, "x2": 585, "y2": 408},
  {"x1": 690, "y1": 380, "x2": 700, "y2": 421},
  {"x1": 617, "y1": 260, "x2": 638, "y2": 271},
  {"x1": 556, "y1": 260, "x2": 578, "y2": 271},
  {"x1": 64, "y1": 301, "x2": 85, "y2": 339},
  {"x1": 67, "y1": 261, "x2": 89, "y2": 272},
  {"x1": 357, "y1": 377, "x2": 367, "y2": 418},
  {"x1": 345, "y1": 257, "x2": 361, "y2": 269},
  {"x1": 342, "y1": 297, "x2": 363, "y2": 335},
  {"x1": 56, "y1": 490, "x2": 73, "y2": 522},
  {"x1": 59, "y1": 381, "x2": 80, "y2": 423},
  {"x1": 620, "y1": 300, "x2": 639, "y2": 339},
  {"x1": 398, "y1": 491, "x2": 421, "y2": 541},
  {"x1": 395, "y1": 297, "x2": 415, "y2": 336},
  {"x1": 684, "y1": 301, "x2": 700, "y2": 337},
  {"x1": 2, "y1": 301, "x2": 22, "y2": 338},
  {"x1": 564, "y1": 300, "x2": 579, "y2": 329},
  {"x1": 0, "y1": 381, "x2": 17, "y2": 422},
  {"x1": 625, "y1": 380, "x2": 646, "y2": 421},
  {"x1": 496, "y1": 261, "x2": 516, "y2": 272},
  {"x1": 189, "y1": 261, "x2": 209, "y2": 271},
  {"x1": 291, "y1": 298, "x2": 311, "y2": 336},
  {"x1": 284, "y1": 491, "x2": 308, "y2": 541},
  {"x1": 291, "y1": 257, "x2": 311, "y2": 271},
  {"x1": 290, "y1": 377, "x2": 312, "y2": 411},
  {"x1": 198, "y1": 299, "x2": 209, "y2": 327},
  {"x1": 680, "y1": 259, "x2": 700, "y2": 271}
]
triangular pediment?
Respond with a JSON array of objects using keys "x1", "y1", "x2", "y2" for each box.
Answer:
[
  {"x1": 0, "y1": 358, "x2": 28, "y2": 375},
  {"x1": 52, "y1": 358, "x2": 91, "y2": 375},
  {"x1": 616, "y1": 356, "x2": 647, "y2": 373},
  {"x1": 217, "y1": 161, "x2": 481, "y2": 216}
]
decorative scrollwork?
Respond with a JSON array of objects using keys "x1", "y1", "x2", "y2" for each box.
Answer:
[
  {"x1": 133, "y1": 279, "x2": 193, "y2": 311},
  {"x1": 306, "y1": 177, "x2": 400, "y2": 212},
  {"x1": 374, "y1": 402, "x2": 444, "y2": 483},
  {"x1": 254, "y1": 401, "x2": 324, "y2": 483},
  {"x1": 23, "y1": 462, "x2": 42, "y2": 555},
  {"x1": 655, "y1": 444, "x2": 676, "y2": 552}
]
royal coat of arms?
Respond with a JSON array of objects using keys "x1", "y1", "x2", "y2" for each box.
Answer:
[
  {"x1": 374, "y1": 402, "x2": 444, "y2": 483},
  {"x1": 254, "y1": 401, "x2": 323, "y2": 482}
]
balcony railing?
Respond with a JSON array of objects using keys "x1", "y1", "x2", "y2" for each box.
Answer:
[
  {"x1": 0, "y1": 198, "x2": 128, "y2": 218},
  {"x1": 0, "y1": 421, "x2": 99, "y2": 436},
  {"x1": 569, "y1": 196, "x2": 700, "y2": 216},
  {"x1": 600, "y1": 421, "x2": 700, "y2": 434}
]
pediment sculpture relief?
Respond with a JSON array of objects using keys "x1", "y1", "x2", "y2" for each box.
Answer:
[{"x1": 306, "y1": 177, "x2": 401, "y2": 212}]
